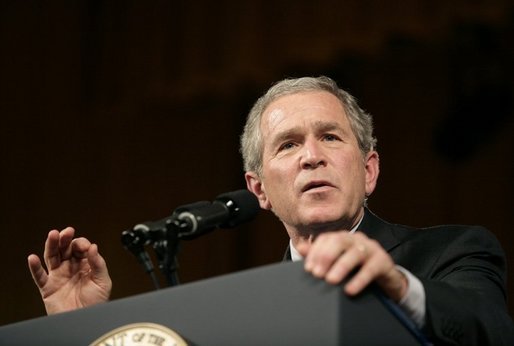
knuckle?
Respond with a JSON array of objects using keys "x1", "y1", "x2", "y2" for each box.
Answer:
[
  {"x1": 367, "y1": 238, "x2": 380, "y2": 249},
  {"x1": 316, "y1": 251, "x2": 335, "y2": 266},
  {"x1": 353, "y1": 231, "x2": 367, "y2": 241}
]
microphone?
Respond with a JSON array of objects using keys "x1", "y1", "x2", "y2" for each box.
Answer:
[
  {"x1": 122, "y1": 201, "x2": 211, "y2": 245},
  {"x1": 177, "y1": 189, "x2": 260, "y2": 240},
  {"x1": 121, "y1": 190, "x2": 259, "y2": 243},
  {"x1": 121, "y1": 189, "x2": 259, "y2": 288}
]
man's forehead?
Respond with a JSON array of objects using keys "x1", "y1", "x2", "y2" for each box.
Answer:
[
  {"x1": 261, "y1": 91, "x2": 348, "y2": 133},
  {"x1": 265, "y1": 107, "x2": 287, "y2": 130}
]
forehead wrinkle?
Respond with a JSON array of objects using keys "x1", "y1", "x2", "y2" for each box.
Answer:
[
  {"x1": 262, "y1": 106, "x2": 293, "y2": 149},
  {"x1": 262, "y1": 92, "x2": 352, "y2": 151},
  {"x1": 265, "y1": 108, "x2": 285, "y2": 132}
]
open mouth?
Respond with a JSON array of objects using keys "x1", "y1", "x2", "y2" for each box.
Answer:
[{"x1": 302, "y1": 181, "x2": 333, "y2": 192}]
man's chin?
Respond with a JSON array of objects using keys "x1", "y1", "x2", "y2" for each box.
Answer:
[{"x1": 299, "y1": 214, "x2": 350, "y2": 232}]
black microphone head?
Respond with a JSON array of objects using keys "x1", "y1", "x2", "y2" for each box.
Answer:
[{"x1": 215, "y1": 189, "x2": 260, "y2": 228}]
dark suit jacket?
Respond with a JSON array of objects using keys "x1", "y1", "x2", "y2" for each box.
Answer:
[{"x1": 285, "y1": 208, "x2": 514, "y2": 345}]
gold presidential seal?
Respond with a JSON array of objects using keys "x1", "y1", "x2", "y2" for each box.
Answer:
[{"x1": 90, "y1": 322, "x2": 188, "y2": 346}]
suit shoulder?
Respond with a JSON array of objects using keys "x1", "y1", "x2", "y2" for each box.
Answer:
[
  {"x1": 391, "y1": 221, "x2": 495, "y2": 241},
  {"x1": 390, "y1": 221, "x2": 504, "y2": 256},
  {"x1": 363, "y1": 209, "x2": 503, "y2": 253}
]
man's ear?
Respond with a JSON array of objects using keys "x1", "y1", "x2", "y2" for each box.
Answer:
[
  {"x1": 245, "y1": 171, "x2": 272, "y2": 210},
  {"x1": 364, "y1": 151, "x2": 380, "y2": 197}
]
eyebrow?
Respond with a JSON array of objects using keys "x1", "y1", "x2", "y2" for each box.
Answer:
[
  {"x1": 268, "y1": 120, "x2": 348, "y2": 149},
  {"x1": 269, "y1": 127, "x2": 301, "y2": 150},
  {"x1": 312, "y1": 120, "x2": 344, "y2": 134}
]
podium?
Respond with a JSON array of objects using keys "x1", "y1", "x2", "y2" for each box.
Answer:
[{"x1": 0, "y1": 261, "x2": 425, "y2": 345}]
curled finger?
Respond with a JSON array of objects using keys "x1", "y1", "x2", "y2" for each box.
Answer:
[
  {"x1": 305, "y1": 232, "x2": 354, "y2": 278},
  {"x1": 325, "y1": 242, "x2": 369, "y2": 284}
]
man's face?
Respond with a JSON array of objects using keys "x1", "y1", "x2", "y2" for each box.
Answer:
[{"x1": 246, "y1": 91, "x2": 379, "y2": 235}]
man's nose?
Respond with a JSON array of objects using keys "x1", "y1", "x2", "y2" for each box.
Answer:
[{"x1": 300, "y1": 141, "x2": 327, "y2": 169}]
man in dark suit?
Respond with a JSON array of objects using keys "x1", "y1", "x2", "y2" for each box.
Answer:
[
  {"x1": 283, "y1": 207, "x2": 511, "y2": 344},
  {"x1": 241, "y1": 76, "x2": 512, "y2": 344},
  {"x1": 29, "y1": 76, "x2": 513, "y2": 344}
]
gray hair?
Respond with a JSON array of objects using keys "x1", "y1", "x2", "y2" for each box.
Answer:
[{"x1": 240, "y1": 76, "x2": 377, "y2": 175}]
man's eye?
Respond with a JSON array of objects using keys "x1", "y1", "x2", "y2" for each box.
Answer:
[
  {"x1": 279, "y1": 142, "x2": 295, "y2": 151},
  {"x1": 323, "y1": 134, "x2": 338, "y2": 141}
]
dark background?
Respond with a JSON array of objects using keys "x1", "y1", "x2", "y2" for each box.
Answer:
[{"x1": 1, "y1": 1, "x2": 513, "y2": 325}]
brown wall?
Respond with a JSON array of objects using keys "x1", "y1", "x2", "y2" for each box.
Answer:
[{"x1": 1, "y1": 0, "x2": 513, "y2": 325}]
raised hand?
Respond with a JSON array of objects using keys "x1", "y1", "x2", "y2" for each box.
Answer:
[{"x1": 28, "y1": 227, "x2": 112, "y2": 314}]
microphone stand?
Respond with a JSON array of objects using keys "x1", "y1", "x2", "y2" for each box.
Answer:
[
  {"x1": 122, "y1": 219, "x2": 183, "y2": 289},
  {"x1": 159, "y1": 220, "x2": 181, "y2": 287},
  {"x1": 121, "y1": 229, "x2": 162, "y2": 289},
  {"x1": 122, "y1": 190, "x2": 259, "y2": 288}
]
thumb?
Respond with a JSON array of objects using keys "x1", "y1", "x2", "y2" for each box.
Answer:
[{"x1": 87, "y1": 244, "x2": 111, "y2": 288}]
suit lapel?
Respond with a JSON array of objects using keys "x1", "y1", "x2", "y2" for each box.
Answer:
[{"x1": 359, "y1": 208, "x2": 402, "y2": 253}]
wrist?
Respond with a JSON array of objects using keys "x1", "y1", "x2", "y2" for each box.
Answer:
[{"x1": 386, "y1": 268, "x2": 409, "y2": 302}]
